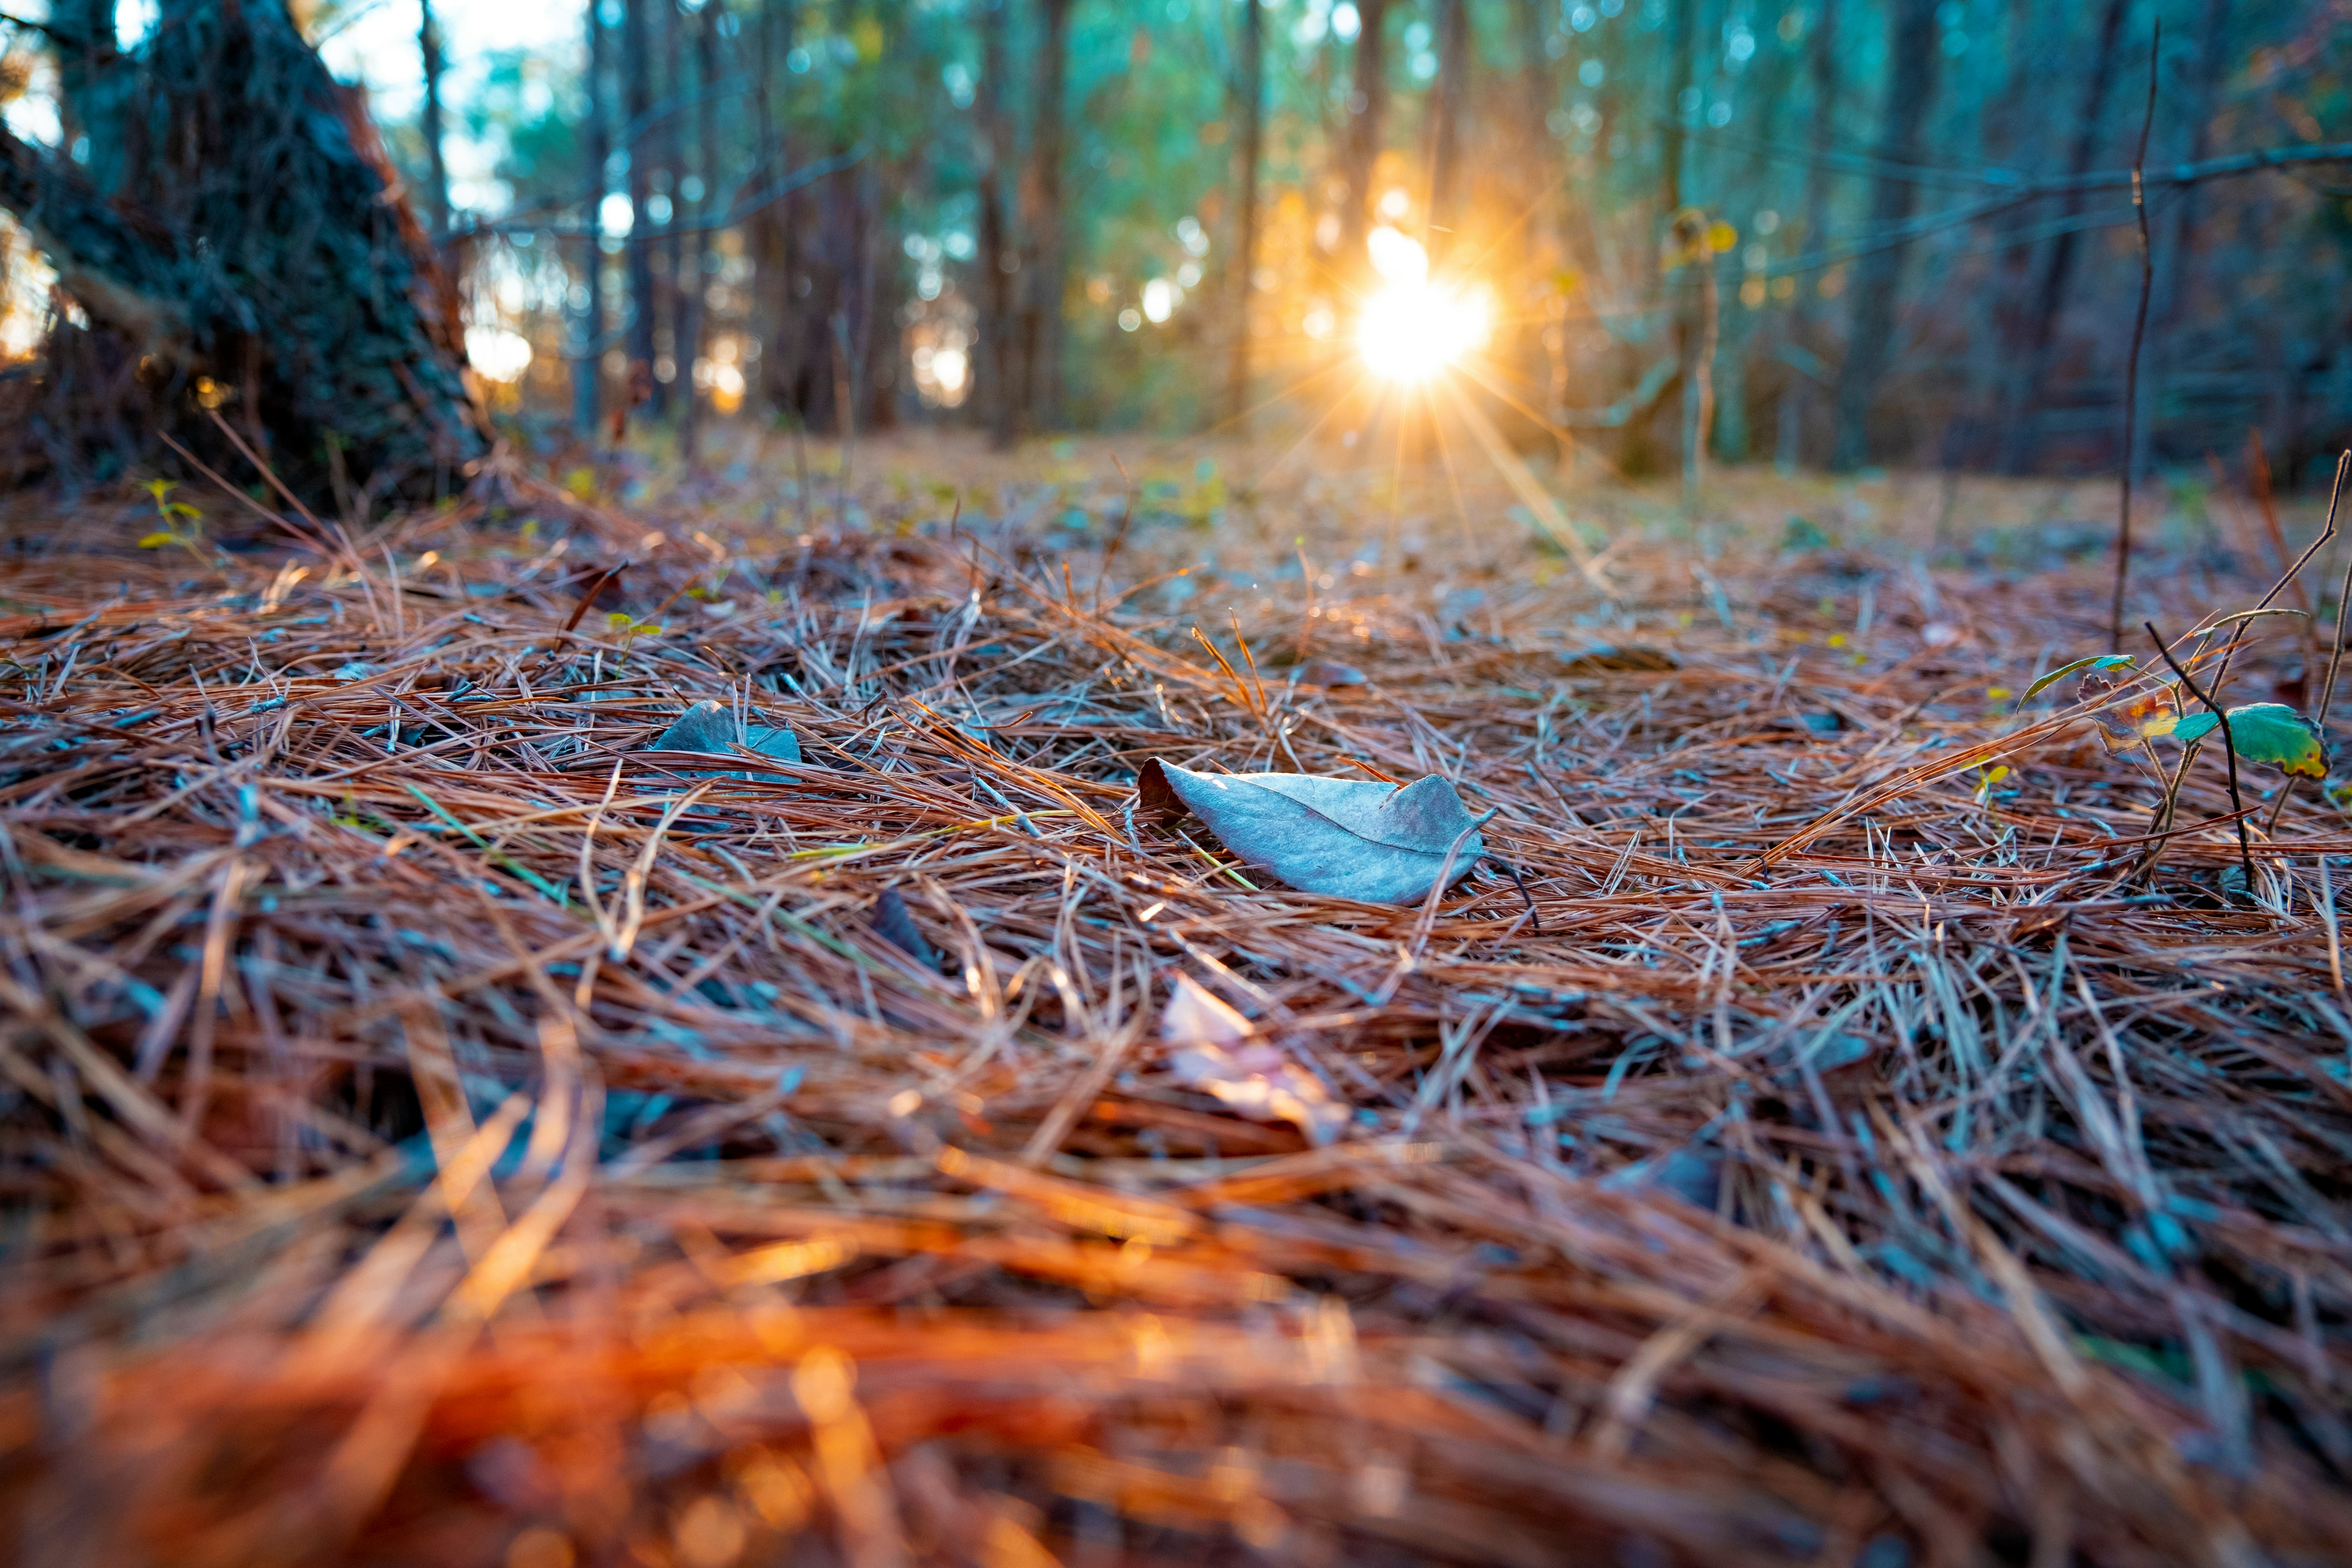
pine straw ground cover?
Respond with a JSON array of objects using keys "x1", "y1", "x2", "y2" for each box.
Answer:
[{"x1": 1, "y1": 439, "x2": 2350, "y2": 1568}]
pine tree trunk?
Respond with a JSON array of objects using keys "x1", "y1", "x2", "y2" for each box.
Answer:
[
  {"x1": 749, "y1": 0, "x2": 792, "y2": 423},
  {"x1": 1994, "y1": 0, "x2": 2130, "y2": 473},
  {"x1": 1023, "y1": 0, "x2": 1072, "y2": 430},
  {"x1": 625, "y1": 0, "x2": 658, "y2": 415},
  {"x1": 420, "y1": 0, "x2": 451, "y2": 243},
  {"x1": 1225, "y1": 0, "x2": 1263, "y2": 434},
  {"x1": 1425, "y1": 0, "x2": 1470, "y2": 270},
  {"x1": 1336, "y1": 0, "x2": 1390, "y2": 291},
  {"x1": 976, "y1": 0, "x2": 1019, "y2": 449},
  {"x1": 1829, "y1": 0, "x2": 1942, "y2": 471},
  {"x1": 577, "y1": 0, "x2": 610, "y2": 440},
  {"x1": 1513, "y1": 0, "x2": 1568, "y2": 452},
  {"x1": 0, "y1": 0, "x2": 484, "y2": 498},
  {"x1": 678, "y1": 0, "x2": 717, "y2": 467},
  {"x1": 1787, "y1": 0, "x2": 1838, "y2": 468},
  {"x1": 660, "y1": 0, "x2": 686, "y2": 422}
]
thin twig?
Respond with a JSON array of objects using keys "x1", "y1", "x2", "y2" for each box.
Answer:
[
  {"x1": 2265, "y1": 449, "x2": 2352, "y2": 832},
  {"x1": 2146, "y1": 619, "x2": 2256, "y2": 893}
]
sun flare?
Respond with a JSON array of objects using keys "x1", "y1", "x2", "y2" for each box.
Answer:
[
  {"x1": 1355, "y1": 280, "x2": 1492, "y2": 383},
  {"x1": 1351, "y1": 225, "x2": 1490, "y2": 383}
]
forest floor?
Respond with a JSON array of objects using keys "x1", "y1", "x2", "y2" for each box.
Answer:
[{"x1": 2, "y1": 430, "x2": 2350, "y2": 1568}]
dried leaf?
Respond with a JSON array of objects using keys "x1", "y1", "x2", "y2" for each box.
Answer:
[
  {"x1": 1136, "y1": 759, "x2": 1487, "y2": 904},
  {"x1": 1294, "y1": 659, "x2": 1368, "y2": 687},
  {"x1": 1160, "y1": 975, "x2": 1347, "y2": 1146},
  {"x1": 2084, "y1": 677, "x2": 2190, "y2": 753},
  {"x1": 648, "y1": 700, "x2": 802, "y2": 777}
]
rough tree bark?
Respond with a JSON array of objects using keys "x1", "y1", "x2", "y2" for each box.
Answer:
[
  {"x1": 0, "y1": 0, "x2": 483, "y2": 497},
  {"x1": 1830, "y1": 0, "x2": 1941, "y2": 471},
  {"x1": 1226, "y1": 0, "x2": 1263, "y2": 433}
]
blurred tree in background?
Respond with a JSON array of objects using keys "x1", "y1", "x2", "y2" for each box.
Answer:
[{"x1": 1, "y1": 0, "x2": 2350, "y2": 491}]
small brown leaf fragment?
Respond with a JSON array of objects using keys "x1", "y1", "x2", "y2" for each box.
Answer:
[
  {"x1": 1136, "y1": 756, "x2": 1189, "y2": 824},
  {"x1": 1160, "y1": 975, "x2": 1347, "y2": 1146}
]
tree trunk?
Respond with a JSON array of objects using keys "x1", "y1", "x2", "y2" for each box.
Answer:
[
  {"x1": 1785, "y1": 0, "x2": 1837, "y2": 468},
  {"x1": 1663, "y1": 0, "x2": 1699, "y2": 489},
  {"x1": 1022, "y1": 0, "x2": 1072, "y2": 430},
  {"x1": 749, "y1": 0, "x2": 796, "y2": 421},
  {"x1": 1660, "y1": 0, "x2": 1695, "y2": 229},
  {"x1": 2144, "y1": 0, "x2": 2232, "y2": 475},
  {"x1": 624, "y1": 0, "x2": 658, "y2": 421},
  {"x1": 53, "y1": 0, "x2": 129, "y2": 198},
  {"x1": 1829, "y1": 0, "x2": 1941, "y2": 471},
  {"x1": 1425, "y1": 0, "x2": 1469, "y2": 271},
  {"x1": 975, "y1": 0, "x2": 1018, "y2": 449},
  {"x1": 420, "y1": 0, "x2": 451, "y2": 243},
  {"x1": 679, "y1": 0, "x2": 718, "y2": 467},
  {"x1": 0, "y1": 0, "x2": 482, "y2": 498},
  {"x1": 1336, "y1": 0, "x2": 1390, "y2": 289},
  {"x1": 659, "y1": 0, "x2": 688, "y2": 421},
  {"x1": 1513, "y1": 0, "x2": 1568, "y2": 450},
  {"x1": 1225, "y1": 0, "x2": 1263, "y2": 433},
  {"x1": 576, "y1": 0, "x2": 609, "y2": 440},
  {"x1": 1995, "y1": 0, "x2": 2130, "y2": 473}
]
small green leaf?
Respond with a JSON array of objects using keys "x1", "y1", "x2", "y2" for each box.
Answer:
[
  {"x1": 2159, "y1": 704, "x2": 2326, "y2": 779},
  {"x1": 138, "y1": 531, "x2": 176, "y2": 548},
  {"x1": 2022, "y1": 653, "x2": 2135, "y2": 705},
  {"x1": 2217, "y1": 703, "x2": 2326, "y2": 779}
]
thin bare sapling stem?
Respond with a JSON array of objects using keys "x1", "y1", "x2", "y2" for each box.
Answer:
[
  {"x1": 2147, "y1": 619, "x2": 2256, "y2": 893},
  {"x1": 2110, "y1": 20, "x2": 2159, "y2": 652},
  {"x1": 2264, "y1": 449, "x2": 2352, "y2": 831}
]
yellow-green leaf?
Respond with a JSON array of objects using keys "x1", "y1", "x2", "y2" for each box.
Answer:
[
  {"x1": 138, "y1": 531, "x2": 176, "y2": 548},
  {"x1": 2171, "y1": 712, "x2": 2218, "y2": 744},
  {"x1": 2022, "y1": 653, "x2": 2135, "y2": 705},
  {"x1": 2216, "y1": 703, "x2": 2326, "y2": 779},
  {"x1": 2156, "y1": 704, "x2": 2326, "y2": 779}
]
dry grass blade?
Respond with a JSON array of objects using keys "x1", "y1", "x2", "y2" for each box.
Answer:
[{"x1": 2, "y1": 444, "x2": 2349, "y2": 1568}]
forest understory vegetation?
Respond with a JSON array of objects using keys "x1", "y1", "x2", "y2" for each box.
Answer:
[{"x1": 2, "y1": 431, "x2": 2351, "y2": 1566}]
